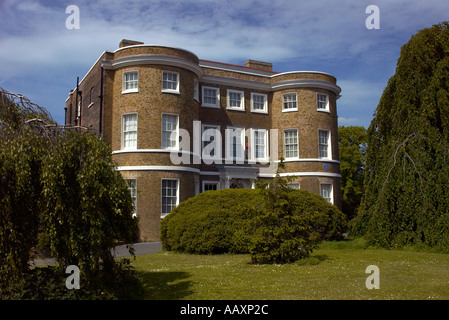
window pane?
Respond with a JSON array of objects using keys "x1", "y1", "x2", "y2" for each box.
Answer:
[
  {"x1": 253, "y1": 94, "x2": 265, "y2": 110},
  {"x1": 204, "y1": 88, "x2": 217, "y2": 105},
  {"x1": 163, "y1": 72, "x2": 178, "y2": 90},
  {"x1": 162, "y1": 180, "x2": 178, "y2": 216},
  {"x1": 321, "y1": 184, "x2": 332, "y2": 203},
  {"x1": 319, "y1": 130, "x2": 329, "y2": 158},
  {"x1": 283, "y1": 94, "x2": 297, "y2": 109},
  {"x1": 317, "y1": 94, "x2": 328, "y2": 110},
  {"x1": 254, "y1": 130, "x2": 266, "y2": 159},
  {"x1": 123, "y1": 114, "x2": 137, "y2": 149},
  {"x1": 124, "y1": 72, "x2": 138, "y2": 90},
  {"x1": 284, "y1": 129, "x2": 298, "y2": 158},
  {"x1": 162, "y1": 114, "x2": 178, "y2": 149}
]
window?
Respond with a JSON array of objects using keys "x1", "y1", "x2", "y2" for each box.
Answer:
[
  {"x1": 122, "y1": 113, "x2": 137, "y2": 150},
  {"x1": 123, "y1": 71, "x2": 138, "y2": 93},
  {"x1": 320, "y1": 183, "x2": 333, "y2": 203},
  {"x1": 251, "y1": 93, "x2": 268, "y2": 113},
  {"x1": 284, "y1": 129, "x2": 298, "y2": 159},
  {"x1": 162, "y1": 71, "x2": 179, "y2": 93},
  {"x1": 287, "y1": 183, "x2": 300, "y2": 189},
  {"x1": 227, "y1": 90, "x2": 245, "y2": 111},
  {"x1": 282, "y1": 93, "x2": 297, "y2": 111},
  {"x1": 203, "y1": 181, "x2": 219, "y2": 192},
  {"x1": 77, "y1": 100, "x2": 81, "y2": 118},
  {"x1": 318, "y1": 129, "x2": 331, "y2": 159},
  {"x1": 161, "y1": 179, "x2": 179, "y2": 217},
  {"x1": 317, "y1": 93, "x2": 329, "y2": 111},
  {"x1": 202, "y1": 124, "x2": 221, "y2": 158},
  {"x1": 226, "y1": 126, "x2": 245, "y2": 161},
  {"x1": 252, "y1": 129, "x2": 268, "y2": 161},
  {"x1": 202, "y1": 86, "x2": 220, "y2": 108},
  {"x1": 161, "y1": 114, "x2": 179, "y2": 150},
  {"x1": 126, "y1": 179, "x2": 137, "y2": 218},
  {"x1": 194, "y1": 79, "x2": 199, "y2": 101}
]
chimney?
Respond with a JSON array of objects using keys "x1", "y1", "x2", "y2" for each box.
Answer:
[
  {"x1": 119, "y1": 39, "x2": 144, "y2": 48},
  {"x1": 244, "y1": 59, "x2": 273, "y2": 72}
]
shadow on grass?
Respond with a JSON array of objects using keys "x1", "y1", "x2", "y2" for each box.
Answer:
[
  {"x1": 294, "y1": 254, "x2": 331, "y2": 266},
  {"x1": 136, "y1": 271, "x2": 194, "y2": 300}
]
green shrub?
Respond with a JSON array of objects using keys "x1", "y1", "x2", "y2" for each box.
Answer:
[
  {"x1": 160, "y1": 187, "x2": 347, "y2": 262},
  {"x1": 160, "y1": 189, "x2": 263, "y2": 254}
]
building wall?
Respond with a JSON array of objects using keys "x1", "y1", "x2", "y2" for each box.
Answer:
[{"x1": 66, "y1": 41, "x2": 342, "y2": 241}]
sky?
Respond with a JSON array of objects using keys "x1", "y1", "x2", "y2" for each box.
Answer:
[{"x1": 0, "y1": 0, "x2": 448, "y2": 128}]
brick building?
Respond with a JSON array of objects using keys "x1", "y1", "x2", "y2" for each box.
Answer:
[{"x1": 65, "y1": 40, "x2": 342, "y2": 241}]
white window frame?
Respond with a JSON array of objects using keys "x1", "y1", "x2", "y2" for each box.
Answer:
[
  {"x1": 161, "y1": 113, "x2": 179, "y2": 150},
  {"x1": 202, "y1": 86, "x2": 220, "y2": 108},
  {"x1": 283, "y1": 129, "x2": 299, "y2": 159},
  {"x1": 251, "y1": 128, "x2": 269, "y2": 162},
  {"x1": 121, "y1": 113, "x2": 138, "y2": 150},
  {"x1": 318, "y1": 129, "x2": 331, "y2": 159},
  {"x1": 287, "y1": 183, "x2": 300, "y2": 189},
  {"x1": 282, "y1": 92, "x2": 298, "y2": 112},
  {"x1": 320, "y1": 183, "x2": 333, "y2": 204},
  {"x1": 226, "y1": 126, "x2": 245, "y2": 162},
  {"x1": 194, "y1": 79, "x2": 199, "y2": 101},
  {"x1": 202, "y1": 124, "x2": 221, "y2": 159},
  {"x1": 202, "y1": 181, "x2": 220, "y2": 192},
  {"x1": 125, "y1": 179, "x2": 137, "y2": 218},
  {"x1": 161, "y1": 178, "x2": 179, "y2": 218},
  {"x1": 122, "y1": 70, "x2": 139, "y2": 94},
  {"x1": 317, "y1": 93, "x2": 329, "y2": 112},
  {"x1": 162, "y1": 71, "x2": 180, "y2": 94},
  {"x1": 226, "y1": 89, "x2": 245, "y2": 111},
  {"x1": 251, "y1": 92, "x2": 268, "y2": 114}
]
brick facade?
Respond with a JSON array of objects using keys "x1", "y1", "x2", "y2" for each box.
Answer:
[{"x1": 66, "y1": 40, "x2": 342, "y2": 241}]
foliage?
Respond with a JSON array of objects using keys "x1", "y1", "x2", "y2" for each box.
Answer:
[
  {"x1": 351, "y1": 22, "x2": 449, "y2": 251},
  {"x1": 160, "y1": 163, "x2": 347, "y2": 264},
  {"x1": 0, "y1": 87, "x2": 140, "y2": 299},
  {"x1": 338, "y1": 126, "x2": 367, "y2": 219},
  {"x1": 160, "y1": 188, "x2": 262, "y2": 254},
  {"x1": 247, "y1": 163, "x2": 347, "y2": 264},
  {"x1": 40, "y1": 130, "x2": 139, "y2": 290}
]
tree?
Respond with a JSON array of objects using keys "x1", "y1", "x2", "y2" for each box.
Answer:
[
  {"x1": 338, "y1": 126, "x2": 367, "y2": 220},
  {"x1": 0, "y1": 88, "x2": 139, "y2": 298},
  {"x1": 41, "y1": 130, "x2": 138, "y2": 291},
  {"x1": 351, "y1": 22, "x2": 449, "y2": 251}
]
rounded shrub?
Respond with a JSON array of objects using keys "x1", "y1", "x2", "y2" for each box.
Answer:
[
  {"x1": 160, "y1": 189, "x2": 263, "y2": 254},
  {"x1": 160, "y1": 187, "x2": 347, "y2": 260}
]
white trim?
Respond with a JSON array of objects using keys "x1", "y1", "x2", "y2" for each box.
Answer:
[
  {"x1": 318, "y1": 129, "x2": 332, "y2": 160},
  {"x1": 250, "y1": 92, "x2": 268, "y2": 114},
  {"x1": 226, "y1": 89, "x2": 245, "y2": 111},
  {"x1": 201, "y1": 86, "x2": 220, "y2": 108},
  {"x1": 103, "y1": 54, "x2": 203, "y2": 78},
  {"x1": 112, "y1": 149, "x2": 193, "y2": 155},
  {"x1": 283, "y1": 128, "x2": 299, "y2": 159},
  {"x1": 277, "y1": 158, "x2": 340, "y2": 164},
  {"x1": 161, "y1": 178, "x2": 180, "y2": 217},
  {"x1": 320, "y1": 182, "x2": 334, "y2": 204},
  {"x1": 162, "y1": 70, "x2": 180, "y2": 94},
  {"x1": 282, "y1": 92, "x2": 298, "y2": 112},
  {"x1": 122, "y1": 70, "x2": 139, "y2": 94},
  {"x1": 121, "y1": 113, "x2": 138, "y2": 150},
  {"x1": 317, "y1": 92, "x2": 330, "y2": 112},
  {"x1": 250, "y1": 128, "x2": 269, "y2": 163},
  {"x1": 200, "y1": 171, "x2": 220, "y2": 176},
  {"x1": 259, "y1": 172, "x2": 341, "y2": 178},
  {"x1": 115, "y1": 166, "x2": 341, "y2": 179},
  {"x1": 161, "y1": 113, "x2": 179, "y2": 150},
  {"x1": 116, "y1": 166, "x2": 200, "y2": 173}
]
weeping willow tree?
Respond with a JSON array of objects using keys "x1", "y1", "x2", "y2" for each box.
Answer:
[{"x1": 351, "y1": 22, "x2": 449, "y2": 251}]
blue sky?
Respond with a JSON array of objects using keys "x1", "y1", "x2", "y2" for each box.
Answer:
[{"x1": 1, "y1": 0, "x2": 448, "y2": 128}]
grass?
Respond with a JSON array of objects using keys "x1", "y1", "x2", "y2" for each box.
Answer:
[{"x1": 131, "y1": 238, "x2": 449, "y2": 300}]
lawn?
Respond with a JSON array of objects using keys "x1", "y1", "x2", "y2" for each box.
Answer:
[{"x1": 131, "y1": 239, "x2": 449, "y2": 300}]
